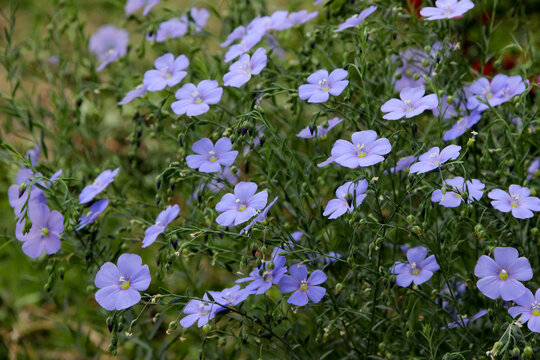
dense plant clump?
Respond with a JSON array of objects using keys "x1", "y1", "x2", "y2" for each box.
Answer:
[{"x1": 1, "y1": 0, "x2": 540, "y2": 358}]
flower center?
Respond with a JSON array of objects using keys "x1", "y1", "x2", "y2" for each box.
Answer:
[
  {"x1": 119, "y1": 276, "x2": 130, "y2": 290},
  {"x1": 532, "y1": 302, "x2": 540, "y2": 316},
  {"x1": 263, "y1": 270, "x2": 273, "y2": 282},
  {"x1": 300, "y1": 280, "x2": 309, "y2": 291},
  {"x1": 358, "y1": 151, "x2": 366, "y2": 158},
  {"x1": 411, "y1": 262, "x2": 420, "y2": 276},
  {"x1": 209, "y1": 156, "x2": 217, "y2": 162},
  {"x1": 404, "y1": 99, "x2": 414, "y2": 112},
  {"x1": 238, "y1": 204, "x2": 247, "y2": 211},
  {"x1": 40, "y1": 227, "x2": 50, "y2": 236},
  {"x1": 511, "y1": 194, "x2": 520, "y2": 207},
  {"x1": 242, "y1": 61, "x2": 251, "y2": 74},
  {"x1": 319, "y1": 79, "x2": 329, "y2": 91},
  {"x1": 499, "y1": 269, "x2": 509, "y2": 280},
  {"x1": 197, "y1": 302, "x2": 211, "y2": 316},
  {"x1": 192, "y1": 91, "x2": 203, "y2": 104}
]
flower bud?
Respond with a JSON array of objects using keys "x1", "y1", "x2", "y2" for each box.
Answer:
[
  {"x1": 406, "y1": 215, "x2": 415, "y2": 224},
  {"x1": 411, "y1": 225, "x2": 421, "y2": 235},
  {"x1": 106, "y1": 316, "x2": 115, "y2": 333},
  {"x1": 202, "y1": 324, "x2": 211, "y2": 334},
  {"x1": 523, "y1": 346, "x2": 533, "y2": 358},
  {"x1": 166, "y1": 321, "x2": 178, "y2": 335},
  {"x1": 23, "y1": 219, "x2": 32, "y2": 234},
  {"x1": 335, "y1": 283, "x2": 343, "y2": 294}
]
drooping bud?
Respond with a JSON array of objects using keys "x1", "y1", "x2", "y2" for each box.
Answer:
[{"x1": 106, "y1": 316, "x2": 114, "y2": 333}]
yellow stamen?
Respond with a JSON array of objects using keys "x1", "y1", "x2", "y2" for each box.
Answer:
[{"x1": 120, "y1": 276, "x2": 130, "y2": 290}]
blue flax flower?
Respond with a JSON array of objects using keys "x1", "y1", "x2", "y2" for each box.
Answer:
[{"x1": 279, "y1": 264, "x2": 327, "y2": 306}]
